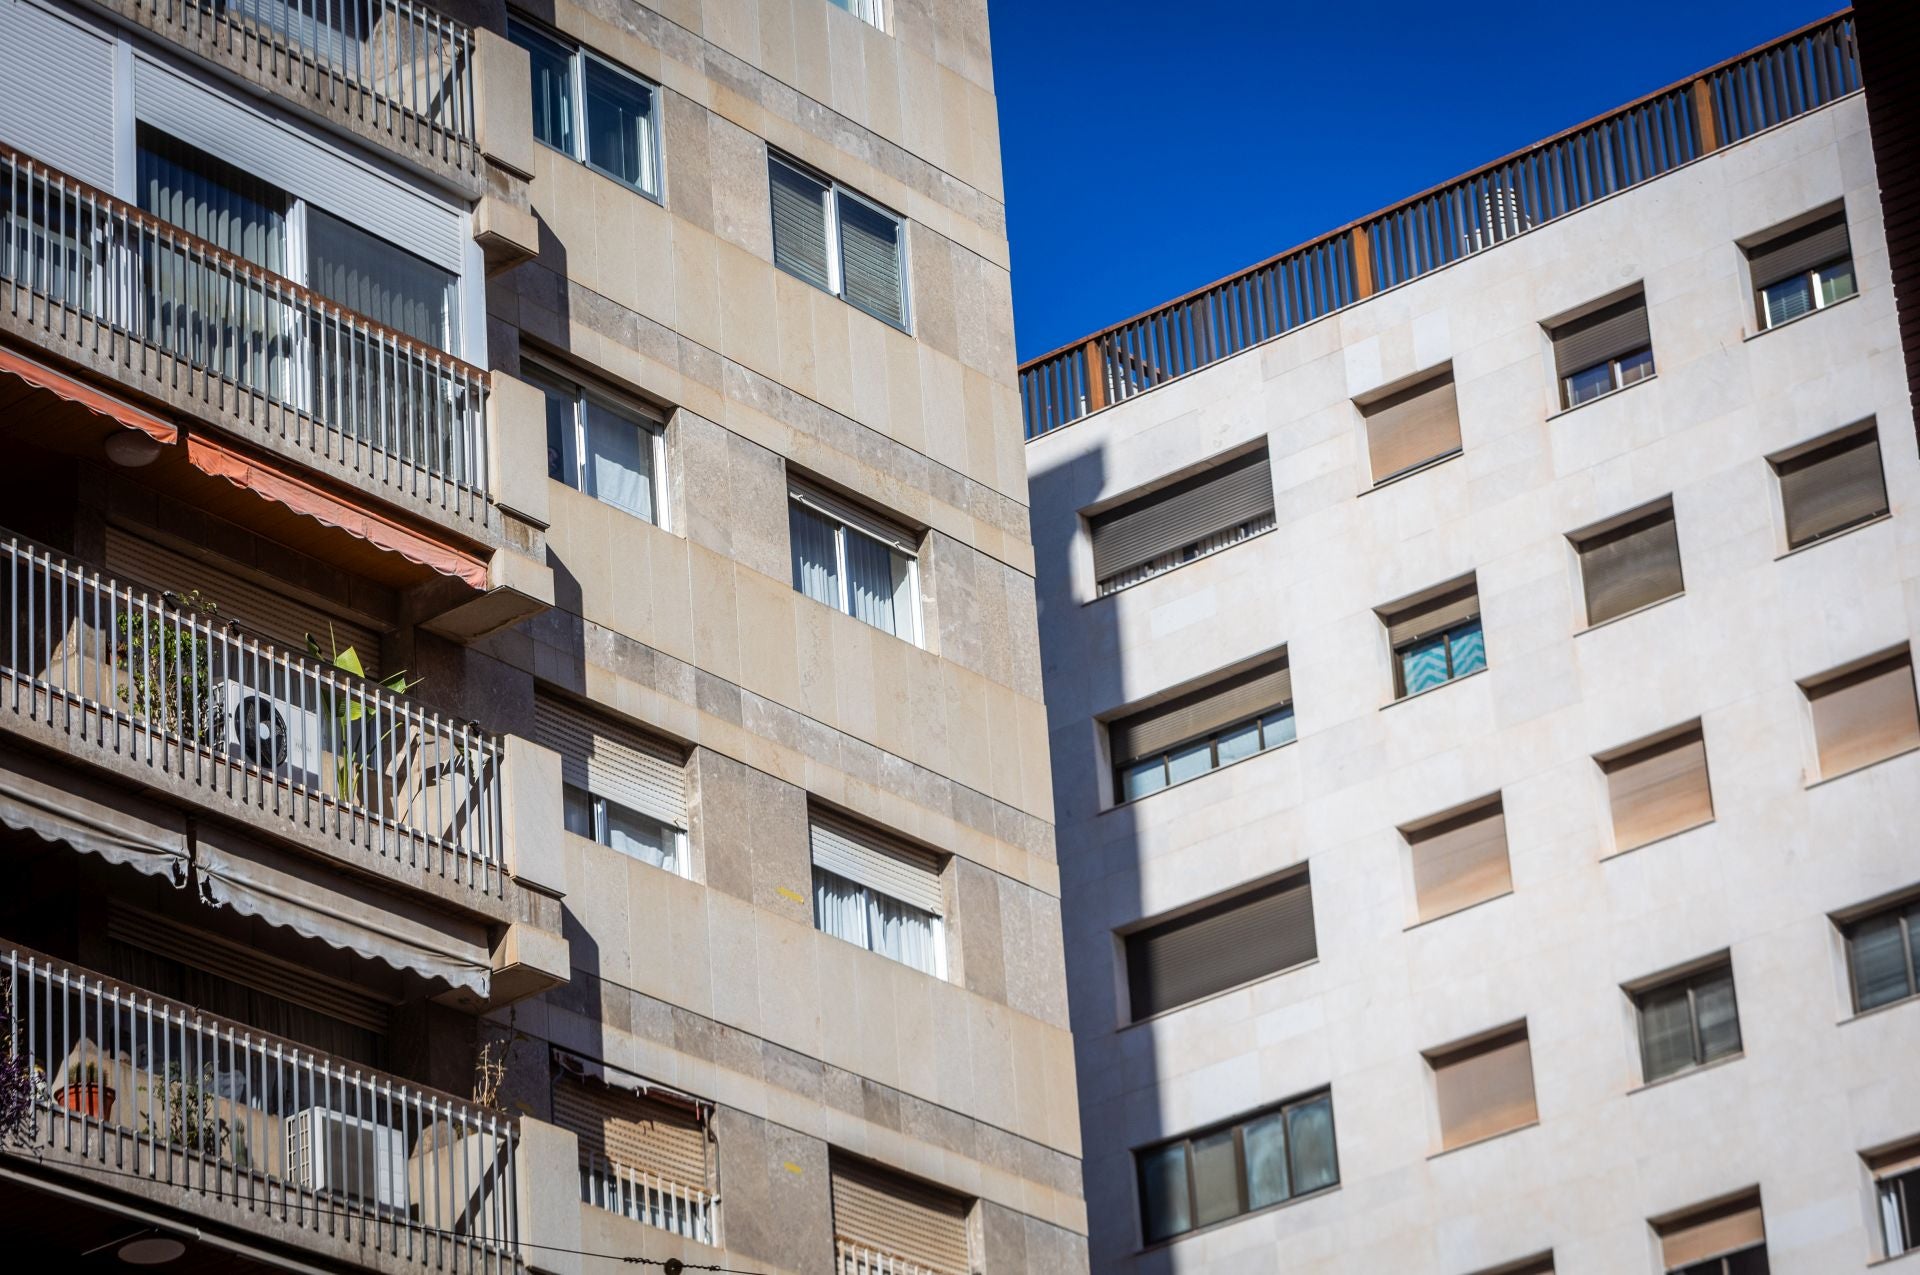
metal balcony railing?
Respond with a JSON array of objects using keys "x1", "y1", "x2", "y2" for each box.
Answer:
[
  {"x1": 2, "y1": 533, "x2": 505, "y2": 895},
  {"x1": 4, "y1": 944, "x2": 520, "y2": 1271},
  {"x1": 580, "y1": 1153, "x2": 718, "y2": 1246},
  {"x1": 0, "y1": 145, "x2": 491, "y2": 524},
  {"x1": 89, "y1": 0, "x2": 477, "y2": 173},
  {"x1": 836, "y1": 1239, "x2": 946, "y2": 1275},
  {"x1": 1019, "y1": 11, "x2": 1862, "y2": 438}
]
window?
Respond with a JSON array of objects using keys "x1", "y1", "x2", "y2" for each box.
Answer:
[
  {"x1": 810, "y1": 813, "x2": 945, "y2": 978},
  {"x1": 1770, "y1": 422, "x2": 1889, "y2": 550},
  {"x1": 1871, "y1": 1142, "x2": 1920, "y2": 1258},
  {"x1": 789, "y1": 484, "x2": 920, "y2": 643},
  {"x1": 1573, "y1": 500, "x2": 1683, "y2": 626},
  {"x1": 1404, "y1": 798, "x2": 1511, "y2": 923},
  {"x1": 1749, "y1": 210, "x2": 1855, "y2": 329},
  {"x1": 508, "y1": 19, "x2": 662, "y2": 200},
  {"x1": 527, "y1": 363, "x2": 666, "y2": 523},
  {"x1": 1088, "y1": 447, "x2": 1275, "y2": 595},
  {"x1": 1427, "y1": 1024, "x2": 1537, "y2": 1151},
  {"x1": 1108, "y1": 654, "x2": 1294, "y2": 802},
  {"x1": 1655, "y1": 1192, "x2": 1768, "y2": 1275},
  {"x1": 1803, "y1": 649, "x2": 1920, "y2": 780},
  {"x1": 1124, "y1": 872, "x2": 1314, "y2": 1021},
  {"x1": 1551, "y1": 293, "x2": 1653, "y2": 408},
  {"x1": 551, "y1": 1055, "x2": 715, "y2": 1242},
  {"x1": 826, "y1": 0, "x2": 885, "y2": 30},
  {"x1": 1635, "y1": 961, "x2": 1741, "y2": 1083},
  {"x1": 769, "y1": 154, "x2": 908, "y2": 330},
  {"x1": 1381, "y1": 578, "x2": 1484, "y2": 698},
  {"x1": 829, "y1": 1157, "x2": 970, "y2": 1275},
  {"x1": 1135, "y1": 1091, "x2": 1338, "y2": 1245},
  {"x1": 1600, "y1": 723, "x2": 1713, "y2": 854},
  {"x1": 1468, "y1": 1258, "x2": 1555, "y2": 1275},
  {"x1": 1844, "y1": 896, "x2": 1920, "y2": 1013},
  {"x1": 534, "y1": 695, "x2": 689, "y2": 877},
  {"x1": 1360, "y1": 368, "x2": 1461, "y2": 483}
]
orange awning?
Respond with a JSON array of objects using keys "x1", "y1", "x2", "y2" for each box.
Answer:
[
  {"x1": 0, "y1": 347, "x2": 176, "y2": 443},
  {"x1": 186, "y1": 435, "x2": 488, "y2": 590}
]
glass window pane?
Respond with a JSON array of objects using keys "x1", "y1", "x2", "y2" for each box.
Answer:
[
  {"x1": 770, "y1": 159, "x2": 832, "y2": 292},
  {"x1": 1448, "y1": 620, "x2": 1487, "y2": 677},
  {"x1": 1764, "y1": 274, "x2": 1815, "y2": 327},
  {"x1": 1639, "y1": 984, "x2": 1698, "y2": 1080},
  {"x1": 1693, "y1": 969, "x2": 1741, "y2": 1063},
  {"x1": 1138, "y1": 1143, "x2": 1191, "y2": 1243},
  {"x1": 1617, "y1": 345, "x2": 1656, "y2": 386},
  {"x1": 581, "y1": 399, "x2": 654, "y2": 521},
  {"x1": 1242, "y1": 1112, "x2": 1290, "y2": 1210},
  {"x1": 837, "y1": 190, "x2": 906, "y2": 328},
  {"x1": 1121, "y1": 758, "x2": 1167, "y2": 802},
  {"x1": 812, "y1": 868, "x2": 869, "y2": 950},
  {"x1": 1850, "y1": 913, "x2": 1914, "y2": 1011},
  {"x1": 509, "y1": 22, "x2": 576, "y2": 157},
  {"x1": 845, "y1": 527, "x2": 908, "y2": 638},
  {"x1": 1566, "y1": 361, "x2": 1615, "y2": 406},
  {"x1": 1261, "y1": 707, "x2": 1297, "y2": 749},
  {"x1": 137, "y1": 127, "x2": 289, "y2": 272},
  {"x1": 604, "y1": 801, "x2": 674, "y2": 871},
  {"x1": 1721, "y1": 1246, "x2": 1771, "y2": 1275},
  {"x1": 562, "y1": 783, "x2": 593, "y2": 839},
  {"x1": 583, "y1": 58, "x2": 657, "y2": 195},
  {"x1": 1883, "y1": 1170, "x2": 1919, "y2": 1255},
  {"x1": 1166, "y1": 738, "x2": 1213, "y2": 786},
  {"x1": 868, "y1": 891, "x2": 941, "y2": 976},
  {"x1": 1399, "y1": 634, "x2": 1451, "y2": 696},
  {"x1": 789, "y1": 502, "x2": 842, "y2": 609},
  {"x1": 306, "y1": 207, "x2": 455, "y2": 350},
  {"x1": 1285, "y1": 1096, "x2": 1339, "y2": 1195},
  {"x1": 1818, "y1": 259, "x2": 1857, "y2": 307},
  {"x1": 537, "y1": 380, "x2": 577, "y2": 486},
  {"x1": 1189, "y1": 1128, "x2": 1240, "y2": 1228},
  {"x1": 1215, "y1": 719, "x2": 1262, "y2": 766}
]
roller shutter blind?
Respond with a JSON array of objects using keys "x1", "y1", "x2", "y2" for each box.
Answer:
[
  {"x1": 0, "y1": 0, "x2": 116, "y2": 189},
  {"x1": 830, "y1": 1158, "x2": 971, "y2": 1275},
  {"x1": 1109, "y1": 655, "x2": 1291, "y2": 765},
  {"x1": 1658, "y1": 1194, "x2": 1766, "y2": 1270},
  {"x1": 533, "y1": 695, "x2": 686, "y2": 829},
  {"x1": 838, "y1": 191, "x2": 906, "y2": 329},
  {"x1": 1603, "y1": 726, "x2": 1713, "y2": 853},
  {"x1": 808, "y1": 814, "x2": 943, "y2": 914},
  {"x1": 1407, "y1": 801, "x2": 1511, "y2": 923},
  {"x1": 1363, "y1": 372, "x2": 1461, "y2": 482},
  {"x1": 770, "y1": 157, "x2": 831, "y2": 292},
  {"x1": 1776, "y1": 428, "x2": 1888, "y2": 548},
  {"x1": 1552, "y1": 295, "x2": 1651, "y2": 377},
  {"x1": 1430, "y1": 1026, "x2": 1536, "y2": 1150},
  {"x1": 1808, "y1": 652, "x2": 1920, "y2": 778},
  {"x1": 1126, "y1": 873, "x2": 1315, "y2": 1020},
  {"x1": 1382, "y1": 581, "x2": 1480, "y2": 649},
  {"x1": 105, "y1": 528, "x2": 384, "y2": 675},
  {"x1": 551, "y1": 1073, "x2": 707, "y2": 1187},
  {"x1": 1577, "y1": 504, "x2": 1683, "y2": 625},
  {"x1": 1089, "y1": 450, "x2": 1274, "y2": 582},
  {"x1": 1749, "y1": 211, "x2": 1850, "y2": 289}
]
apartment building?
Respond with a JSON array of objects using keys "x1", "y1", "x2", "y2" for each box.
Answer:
[
  {"x1": 0, "y1": 0, "x2": 1081, "y2": 1271},
  {"x1": 1025, "y1": 13, "x2": 1920, "y2": 1275}
]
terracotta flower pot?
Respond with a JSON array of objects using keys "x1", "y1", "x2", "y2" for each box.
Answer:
[{"x1": 55, "y1": 1082, "x2": 116, "y2": 1122}]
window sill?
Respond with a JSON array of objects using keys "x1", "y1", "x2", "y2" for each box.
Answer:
[
  {"x1": 1361, "y1": 449, "x2": 1463, "y2": 496},
  {"x1": 537, "y1": 136, "x2": 667, "y2": 207},
  {"x1": 1840, "y1": 991, "x2": 1920, "y2": 1028},
  {"x1": 1806, "y1": 744, "x2": 1920, "y2": 791},
  {"x1": 1136, "y1": 1183, "x2": 1340, "y2": 1254},
  {"x1": 1576, "y1": 590, "x2": 1684, "y2": 635},
  {"x1": 1774, "y1": 511, "x2": 1893, "y2": 561},
  {"x1": 1868, "y1": 1245, "x2": 1920, "y2": 1268},
  {"x1": 1601, "y1": 817, "x2": 1715, "y2": 861},
  {"x1": 1427, "y1": 1119, "x2": 1539, "y2": 1161},
  {"x1": 1628, "y1": 1050, "x2": 1744, "y2": 1095},
  {"x1": 1084, "y1": 524, "x2": 1277, "y2": 605},
  {"x1": 1546, "y1": 372, "x2": 1656, "y2": 421},
  {"x1": 1103, "y1": 737, "x2": 1297, "y2": 814},
  {"x1": 1119, "y1": 958, "x2": 1319, "y2": 1032},
  {"x1": 774, "y1": 260, "x2": 912, "y2": 336},
  {"x1": 790, "y1": 587, "x2": 924, "y2": 651},
  {"x1": 1382, "y1": 665, "x2": 1488, "y2": 711},
  {"x1": 1743, "y1": 288, "x2": 1859, "y2": 340},
  {"x1": 1403, "y1": 889, "x2": 1514, "y2": 933}
]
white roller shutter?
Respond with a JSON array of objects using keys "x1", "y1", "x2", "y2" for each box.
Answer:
[
  {"x1": 809, "y1": 813, "x2": 943, "y2": 915},
  {"x1": 0, "y1": 0, "x2": 116, "y2": 188},
  {"x1": 533, "y1": 695, "x2": 686, "y2": 828}
]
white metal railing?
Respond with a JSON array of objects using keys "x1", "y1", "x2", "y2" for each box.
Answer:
[
  {"x1": 836, "y1": 1239, "x2": 944, "y2": 1275},
  {"x1": 580, "y1": 1153, "x2": 717, "y2": 1246},
  {"x1": 5, "y1": 945, "x2": 520, "y2": 1270},
  {"x1": 1, "y1": 533, "x2": 505, "y2": 894},
  {"x1": 0, "y1": 145, "x2": 490, "y2": 523},
  {"x1": 90, "y1": 0, "x2": 477, "y2": 172},
  {"x1": 1095, "y1": 512, "x2": 1277, "y2": 597}
]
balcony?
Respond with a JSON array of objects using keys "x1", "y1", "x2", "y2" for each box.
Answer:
[
  {"x1": 837, "y1": 1239, "x2": 944, "y2": 1275},
  {"x1": 581, "y1": 1152, "x2": 718, "y2": 1247},
  {"x1": 1, "y1": 942, "x2": 520, "y2": 1270}
]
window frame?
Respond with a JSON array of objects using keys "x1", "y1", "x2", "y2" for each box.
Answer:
[
  {"x1": 563, "y1": 781, "x2": 689, "y2": 879},
  {"x1": 1392, "y1": 617, "x2": 1485, "y2": 698},
  {"x1": 1759, "y1": 256, "x2": 1856, "y2": 329},
  {"x1": 826, "y1": 0, "x2": 886, "y2": 30},
  {"x1": 1113, "y1": 706, "x2": 1295, "y2": 803},
  {"x1": 1562, "y1": 343, "x2": 1655, "y2": 409},
  {"x1": 810, "y1": 864, "x2": 947, "y2": 979},
  {"x1": 526, "y1": 360, "x2": 668, "y2": 526},
  {"x1": 1769, "y1": 422, "x2": 1890, "y2": 552},
  {"x1": 1880, "y1": 1161, "x2": 1920, "y2": 1258},
  {"x1": 1634, "y1": 961, "x2": 1742, "y2": 1083},
  {"x1": 768, "y1": 152, "x2": 911, "y2": 332},
  {"x1": 508, "y1": 16, "x2": 665, "y2": 203},
  {"x1": 787, "y1": 483, "x2": 922, "y2": 646},
  {"x1": 1843, "y1": 899, "x2": 1920, "y2": 1015},
  {"x1": 1134, "y1": 1089, "x2": 1339, "y2": 1247}
]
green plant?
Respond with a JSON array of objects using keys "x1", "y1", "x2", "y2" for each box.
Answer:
[
  {"x1": 141, "y1": 1062, "x2": 230, "y2": 1157},
  {"x1": 306, "y1": 626, "x2": 416, "y2": 803},
  {"x1": 115, "y1": 589, "x2": 221, "y2": 741}
]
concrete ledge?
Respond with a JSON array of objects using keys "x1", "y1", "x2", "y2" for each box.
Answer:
[
  {"x1": 419, "y1": 546, "x2": 555, "y2": 642},
  {"x1": 516, "y1": 1120, "x2": 584, "y2": 1275}
]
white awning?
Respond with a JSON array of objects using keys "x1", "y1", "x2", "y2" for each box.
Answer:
[
  {"x1": 195, "y1": 823, "x2": 492, "y2": 997},
  {"x1": 0, "y1": 745, "x2": 188, "y2": 885}
]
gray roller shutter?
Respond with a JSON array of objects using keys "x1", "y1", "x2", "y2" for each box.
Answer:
[
  {"x1": 830, "y1": 1158, "x2": 971, "y2": 1275},
  {"x1": 551, "y1": 1073, "x2": 707, "y2": 1187},
  {"x1": 1749, "y1": 211, "x2": 1850, "y2": 289},
  {"x1": 1407, "y1": 800, "x2": 1511, "y2": 923},
  {"x1": 1363, "y1": 372, "x2": 1461, "y2": 482},
  {"x1": 837, "y1": 190, "x2": 906, "y2": 328},
  {"x1": 1108, "y1": 654, "x2": 1291, "y2": 766},
  {"x1": 809, "y1": 813, "x2": 943, "y2": 914},
  {"x1": 1777, "y1": 427, "x2": 1888, "y2": 548},
  {"x1": 770, "y1": 157, "x2": 831, "y2": 292},
  {"x1": 1577, "y1": 504, "x2": 1683, "y2": 625},
  {"x1": 1552, "y1": 294, "x2": 1651, "y2": 377},
  {"x1": 0, "y1": 0, "x2": 115, "y2": 188},
  {"x1": 533, "y1": 695, "x2": 686, "y2": 828},
  {"x1": 1382, "y1": 581, "x2": 1480, "y2": 648},
  {"x1": 132, "y1": 57, "x2": 462, "y2": 272},
  {"x1": 1126, "y1": 872, "x2": 1315, "y2": 1020},
  {"x1": 1090, "y1": 449, "x2": 1274, "y2": 582}
]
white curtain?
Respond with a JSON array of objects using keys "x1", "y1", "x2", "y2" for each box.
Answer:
[
  {"x1": 790, "y1": 503, "x2": 840, "y2": 609},
  {"x1": 583, "y1": 400, "x2": 653, "y2": 521},
  {"x1": 813, "y1": 868, "x2": 869, "y2": 950},
  {"x1": 606, "y1": 803, "x2": 674, "y2": 873},
  {"x1": 868, "y1": 890, "x2": 940, "y2": 976},
  {"x1": 845, "y1": 528, "x2": 904, "y2": 636}
]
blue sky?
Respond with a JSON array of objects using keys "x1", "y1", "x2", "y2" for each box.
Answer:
[{"x1": 987, "y1": 0, "x2": 1837, "y2": 362}]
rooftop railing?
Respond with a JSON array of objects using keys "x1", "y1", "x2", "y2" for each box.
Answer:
[
  {"x1": 89, "y1": 0, "x2": 477, "y2": 174},
  {"x1": 5, "y1": 943, "x2": 520, "y2": 1271},
  {"x1": 2, "y1": 533, "x2": 506, "y2": 895},
  {"x1": 0, "y1": 145, "x2": 491, "y2": 524},
  {"x1": 1019, "y1": 11, "x2": 1862, "y2": 439}
]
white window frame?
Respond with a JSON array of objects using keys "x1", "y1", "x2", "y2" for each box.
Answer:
[
  {"x1": 564, "y1": 781, "x2": 689, "y2": 880},
  {"x1": 768, "y1": 153, "x2": 911, "y2": 332},
  {"x1": 1760, "y1": 257, "x2": 1856, "y2": 329},
  {"x1": 526, "y1": 359, "x2": 668, "y2": 527},
  {"x1": 788, "y1": 482, "x2": 922, "y2": 646},
  {"x1": 812, "y1": 865, "x2": 946, "y2": 979},
  {"x1": 509, "y1": 16, "x2": 664, "y2": 203},
  {"x1": 827, "y1": 0, "x2": 885, "y2": 31}
]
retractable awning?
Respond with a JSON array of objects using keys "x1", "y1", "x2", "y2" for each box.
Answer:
[
  {"x1": 0, "y1": 745, "x2": 188, "y2": 885},
  {"x1": 0, "y1": 347, "x2": 176, "y2": 444}
]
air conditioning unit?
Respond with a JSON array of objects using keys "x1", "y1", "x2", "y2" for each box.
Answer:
[
  {"x1": 221, "y1": 679, "x2": 326, "y2": 785},
  {"x1": 285, "y1": 1107, "x2": 409, "y2": 1213}
]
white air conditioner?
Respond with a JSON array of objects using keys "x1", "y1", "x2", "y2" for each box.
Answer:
[
  {"x1": 285, "y1": 1107, "x2": 409, "y2": 1213},
  {"x1": 221, "y1": 679, "x2": 326, "y2": 784}
]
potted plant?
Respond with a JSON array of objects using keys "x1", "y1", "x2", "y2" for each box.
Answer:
[
  {"x1": 140, "y1": 1062, "x2": 230, "y2": 1158},
  {"x1": 115, "y1": 589, "x2": 222, "y2": 743},
  {"x1": 54, "y1": 1058, "x2": 115, "y2": 1122}
]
